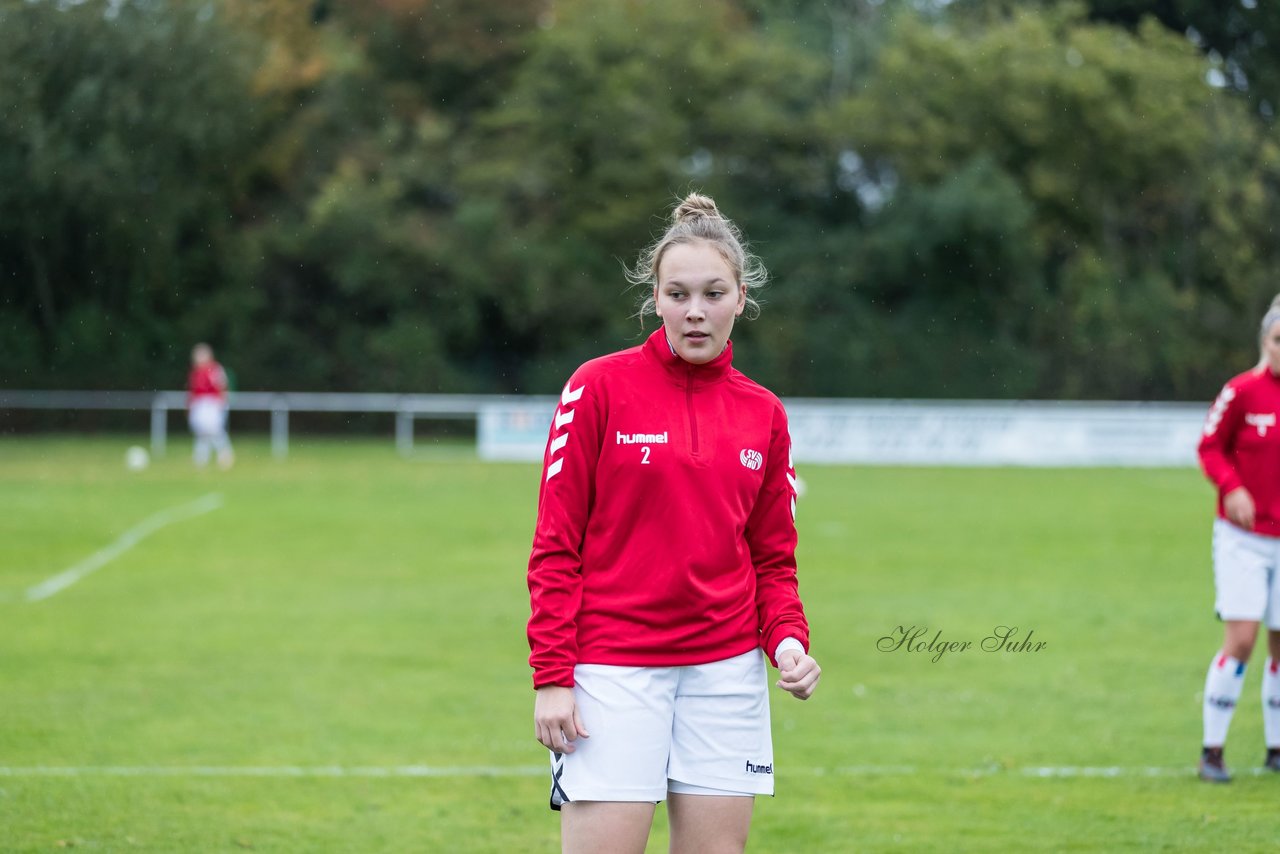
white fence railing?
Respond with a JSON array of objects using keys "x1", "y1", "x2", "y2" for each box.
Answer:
[
  {"x1": 0, "y1": 390, "x2": 545, "y2": 459},
  {"x1": 1, "y1": 391, "x2": 1210, "y2": 466}
]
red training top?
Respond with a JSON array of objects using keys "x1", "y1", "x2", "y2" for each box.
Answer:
[
  {"x1": 1199, "y1": 365, "x2": 1280, "y2": 538},
  {"x1": 526, "y1": 328, "x2": 810, "y2": 689},
  {"x1": 187, "y1": 362, "x2": 228, "y2": 407}
]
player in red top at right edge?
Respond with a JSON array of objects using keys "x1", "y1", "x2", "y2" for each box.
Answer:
[
  {"x1": 527, "y1": 193, "x2": 820, "y2": 853},
  {"x1": 1196, "y1": 295, "x2": 1280, "y2": 782}
]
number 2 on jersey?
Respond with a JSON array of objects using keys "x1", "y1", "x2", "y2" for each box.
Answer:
[{"x1": 640, "y1": 446, "x2": 650, "y2": 464}]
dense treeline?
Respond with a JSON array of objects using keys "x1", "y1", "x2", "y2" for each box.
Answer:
[{"x1": 3, "y1": 0, "x2": 1279, "y2": 400}]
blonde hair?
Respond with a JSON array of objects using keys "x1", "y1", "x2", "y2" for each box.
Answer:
[
  {"x1": 1260, "y1": 294, "x2": 1280, "y2": 351},
  {"x1": 628, "y1": 192, "x2": 767, "y2": 321}
]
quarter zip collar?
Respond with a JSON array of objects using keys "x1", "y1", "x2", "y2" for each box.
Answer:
[{"x1": 641, "y1": 328, "x2": 734, "y2": 385}]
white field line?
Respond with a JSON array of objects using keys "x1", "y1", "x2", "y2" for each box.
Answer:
[
  {"x1": 23, "y1": 493, "x2": 224, "y2": 602},
  {"x1": 0, "y1": 765, "x2": 548, "y2": 778},
  {"x1": 814, "y1": 765, "x2": 1235, "y2": 779},
  {"x1": 0, "y1": 764, "x2": 1232, "y2": 779}
]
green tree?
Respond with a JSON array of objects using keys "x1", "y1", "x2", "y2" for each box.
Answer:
[
  {"x1": 334, "y1": 0, "x2": 549, "y2": 113},
  {"x1": 1084, "y1": 0, "x2": 1280, "y2": 118},
  {"x1": 215, "y1": 0, "x2": 548, "y2": 392},
  {"x1": 453, "y1": 0, "x2": 832, "y2": 392},
  {"x1": 832, "y1": 4, "x2": 1280, "y2": 398},
  {"x1": 0, "y1": 0, "x2": 261, "y2": 386}
]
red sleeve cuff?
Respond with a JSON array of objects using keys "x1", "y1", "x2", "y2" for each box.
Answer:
[
  {"x1": 762, "y1": 625, "x2": 809, "y2": 667},
  {"x1": 532, "y1": 667, "x2": 575, "y2": 690}
]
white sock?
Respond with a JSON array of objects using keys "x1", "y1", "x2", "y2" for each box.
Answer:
[
  {"x1": 193, "y1": 436, "x2": 212, "y2": 467},
  {"x1": 1263, "y1": 657, "x2": 1280, "y2": 748},
  {"x1": 1204, "y1": 652, "x2": 1246, "y2": 747}
]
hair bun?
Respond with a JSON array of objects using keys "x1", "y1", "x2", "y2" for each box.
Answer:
[{"x1": 673, "y1": 192, "x2": 721, "y2": 224}]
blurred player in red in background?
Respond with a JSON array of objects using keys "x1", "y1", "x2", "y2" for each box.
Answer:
[
  {"x1": 1196, "y1": 294, "x2": 1280, "y2": 782},
  {"x1": 187, "y1": 342, "x2": 234, "y2": 470}
]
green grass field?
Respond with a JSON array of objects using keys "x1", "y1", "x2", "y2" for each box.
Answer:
[{"x1": 2, "y1": 435, "x2": 1279, "y2": 851}]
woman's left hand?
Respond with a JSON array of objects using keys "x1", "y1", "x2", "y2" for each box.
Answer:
[{"x1": 776, "y1": 649, "x2": 821, "y2": 700}]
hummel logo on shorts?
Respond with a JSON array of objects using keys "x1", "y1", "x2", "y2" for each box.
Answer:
[{"x1": 745, "y1": 760, "x2": 773, "y2": 775}]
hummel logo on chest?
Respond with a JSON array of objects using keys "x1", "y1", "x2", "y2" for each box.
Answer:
[
  {"x1": 616, "y1": 431, "x2": 668, "y2": 444},
  {"x1": 1246, "y1": 413, "x2": 1276, "y2": 436}
]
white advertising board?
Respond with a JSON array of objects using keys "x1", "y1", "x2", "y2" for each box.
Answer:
[{"x1": 478, "y1": 399, "x2": 1208, "y2": 467}]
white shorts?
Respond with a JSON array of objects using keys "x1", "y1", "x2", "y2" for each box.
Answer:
[
  {"x1": 1213, "y1": 518, "x2": 1280, "y2": 627},
  {"x1": 189, "y1": 399, "x2": 227, "y2": 438},
  {"x1": 548, "y1": 648, "x2": 774, "y2": 809}
]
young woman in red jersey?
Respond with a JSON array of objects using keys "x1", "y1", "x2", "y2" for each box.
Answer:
[
  {"x1": 1197, "y1": 296, "x2": 1280, "y2": 782},
  {"x1": 527, "y1": 193, "x2": 821, "y2": 852}
]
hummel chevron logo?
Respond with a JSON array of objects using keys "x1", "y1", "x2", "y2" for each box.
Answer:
[
  {"x1": 546, "y1": 382, "x2": 585, "y2": 482},
  {"x1": 1205, "y1": 386, "x2": 1236, "y2": 436},
  {"x1": 561, "y1": 383, "x2": 585, "y2": 406}
]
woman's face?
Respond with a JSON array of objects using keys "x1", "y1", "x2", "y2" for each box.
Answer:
[
  {"x1": 654, "y1": 241, "x2": 746, "y2": 365},
  {"x1": 1265, "y1": 321, "x2": 1280, "y2": 374}
]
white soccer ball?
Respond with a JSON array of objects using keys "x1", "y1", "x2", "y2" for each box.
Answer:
[{"x1": 125, "y1": 445, "x2": 150, "y2": 471}]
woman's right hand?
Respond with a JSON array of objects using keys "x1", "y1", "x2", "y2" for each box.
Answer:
[
  {"x1": 534, "y1": 685, "x2": 590, "y2": 754},
  {"x1": 1225, "y1": 486, "x2": 1256, "y2": 530}
]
